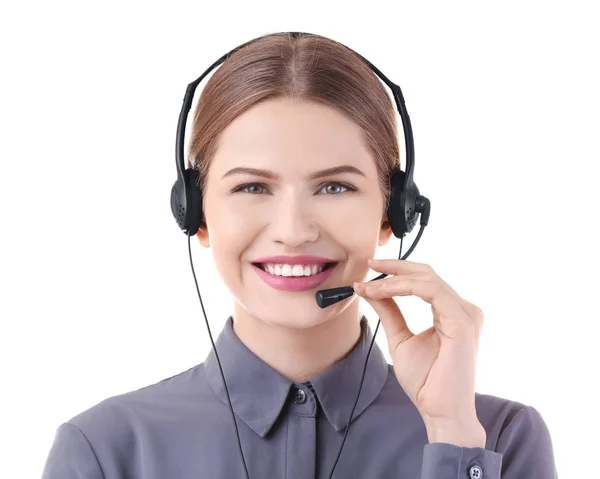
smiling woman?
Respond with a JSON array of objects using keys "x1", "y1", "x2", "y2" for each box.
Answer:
[
  {"x1": 191, "y1": 75, "x2": 393, "y2": 342},
  {"x1": 41, "y1": 31, "x2": 558, "y2": 479}
]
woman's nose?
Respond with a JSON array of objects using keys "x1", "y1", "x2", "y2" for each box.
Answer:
[{"x1": 268, "y1": 197, "x2": 319, "y2": 246}]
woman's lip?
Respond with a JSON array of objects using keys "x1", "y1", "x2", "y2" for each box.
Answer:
[
  {"x1": 253, "y1": 261, "x2": 337, "y2": 268},
  {"x1": 252, "y1": 263, "x2": 337, "y2": 292},
  {"x1": 252, "y1": 255, "x2": 337, "y2": 265}
]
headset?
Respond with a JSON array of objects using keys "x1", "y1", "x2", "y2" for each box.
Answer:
[{"x1": 170, "y1": 31, "x2": 431, "y2": 479}]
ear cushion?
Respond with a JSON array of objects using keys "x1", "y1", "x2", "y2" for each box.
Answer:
[
  {"x1": 386, "y1": 169, "x2": 407, "y2": 238},
  {"x1": 170, "y1": 167, "x2": 204, "y2": 235},
  {"x1": 184, "y1": 168, "x2": 204, "y2": 235}
]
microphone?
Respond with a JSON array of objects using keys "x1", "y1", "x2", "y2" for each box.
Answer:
[
  {"x1": 315, "y1": 286, "x2": 357, "y2": 308},
  {"x1": 315, "y1": 271, "x2": 388, "y2": 308}
]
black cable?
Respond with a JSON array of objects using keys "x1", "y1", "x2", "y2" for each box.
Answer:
[
  {"x1": 186, "y1": 230, "x2": 251, "y2": 479},
  {"x1": 326, "y1": 234, "x2": 409, "y2": 478}
]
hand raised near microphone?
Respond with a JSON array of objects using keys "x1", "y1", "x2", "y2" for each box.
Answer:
[{"x1": 353, "y1": 258, "x2": 487, "y2": 447}]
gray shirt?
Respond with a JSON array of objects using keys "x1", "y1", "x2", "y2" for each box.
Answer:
[{"x1": 41, "y1": 315, "x2": 558, "y2": 478}]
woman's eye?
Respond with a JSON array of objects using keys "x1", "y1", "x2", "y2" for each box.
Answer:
[
  {"x1": 320, "y1": 183, "x2": 350, "y2": 195},
  {"x1": 235, "y1": 183, "x2": 266, "y2": 194},
  {"x1": 233, "y1": 182, "x2": 355, "y2": 195}
]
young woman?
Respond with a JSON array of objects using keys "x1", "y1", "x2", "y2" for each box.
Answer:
[{"x1": 42, "y1": 32, "x2": 557, "y2": 479}]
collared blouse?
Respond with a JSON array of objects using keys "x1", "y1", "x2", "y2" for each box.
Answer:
[{"x1": 42, "y1": 315, "x2": 558, "y2": 478}]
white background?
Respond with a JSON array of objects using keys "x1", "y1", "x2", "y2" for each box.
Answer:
[{"x1": 1, "y1": 0, "x2": 598, "y2": 477}]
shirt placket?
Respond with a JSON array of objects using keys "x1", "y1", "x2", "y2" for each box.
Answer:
[{"x1": 285, "y1": 382, "x2": 318, "y2": 479}]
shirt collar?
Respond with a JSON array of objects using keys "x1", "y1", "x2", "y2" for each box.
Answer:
[{"x1": 203, "y1": 315, "x2": 389, "y2": 438}]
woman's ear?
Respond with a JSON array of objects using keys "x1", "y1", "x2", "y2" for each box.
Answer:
[
  {"x1": 378, "y1": 216, "x2": 393, "y2": 247},
  {"x1": 195, "y1": 219, "x2": 211, "y2": 248}
]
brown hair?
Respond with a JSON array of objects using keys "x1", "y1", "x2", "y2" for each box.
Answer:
[{"x1": 187, "y1": 31, "x2": 401, "y2": 221}]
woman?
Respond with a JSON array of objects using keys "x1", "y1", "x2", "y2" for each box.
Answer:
[{"x1": 42, "y1": 32, "x2": 557, "y2": 478}]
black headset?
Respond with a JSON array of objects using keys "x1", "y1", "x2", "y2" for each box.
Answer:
[{"x1": 170, "y1": 31, "x2": 431, "y2": 479}]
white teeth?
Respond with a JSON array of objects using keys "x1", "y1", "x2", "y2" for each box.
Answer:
[{"x1": 261, "y1": 263, "x2": 328, "y2": 277}]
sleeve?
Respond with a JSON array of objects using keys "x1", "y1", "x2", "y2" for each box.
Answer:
[
  {"x1": 420, "y1": 405, "x2": 558, "y2": 478},
  {"x1": 41, "y1": 422, "x2": 105, "y2": 479}
]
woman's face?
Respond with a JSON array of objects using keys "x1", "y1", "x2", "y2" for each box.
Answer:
[{"x1": 196, "y1": 97, "x2": 392, "y2": 329}]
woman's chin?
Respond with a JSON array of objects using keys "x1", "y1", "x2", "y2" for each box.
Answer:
[{"x1": 248, "y1": 308, "x2": 333, "y2": 330}]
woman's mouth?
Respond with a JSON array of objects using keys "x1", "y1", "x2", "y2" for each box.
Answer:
[{"x1": 251, "y1": 262, "x2": 338, "y2": 292}]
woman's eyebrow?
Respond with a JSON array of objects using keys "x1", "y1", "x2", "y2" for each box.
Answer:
[{"x1": 221, "y1": 165, "x2": 367, "y2": 181}]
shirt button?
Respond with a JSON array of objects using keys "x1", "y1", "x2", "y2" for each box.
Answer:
[
  {"x1": 469, "y1": 465, "x2": 483, "y2": 479},
  {"x1": 293, "y1": 387, "x2": 307, "y2": 404}
]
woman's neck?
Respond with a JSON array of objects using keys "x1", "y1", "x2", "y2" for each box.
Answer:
[{"x1": 231, "y1": 303, "x2": 364, "y2": 383}]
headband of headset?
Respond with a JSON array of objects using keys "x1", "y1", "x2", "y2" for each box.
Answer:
[{"x1": 172, "y1": 31, "x2": 417, "y2": 236}]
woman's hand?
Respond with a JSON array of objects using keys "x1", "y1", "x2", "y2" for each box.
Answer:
[{"x1": 353, "y1": 258, "x2": 487, "y2": 446}]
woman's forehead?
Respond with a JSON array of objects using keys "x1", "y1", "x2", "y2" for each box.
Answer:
[
  {"x1": 209, "y1": 100, "x2": 373, "y2": 177},
  {"x1": 215, "y1": 99, "x2": 366, "y2": 154}
]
